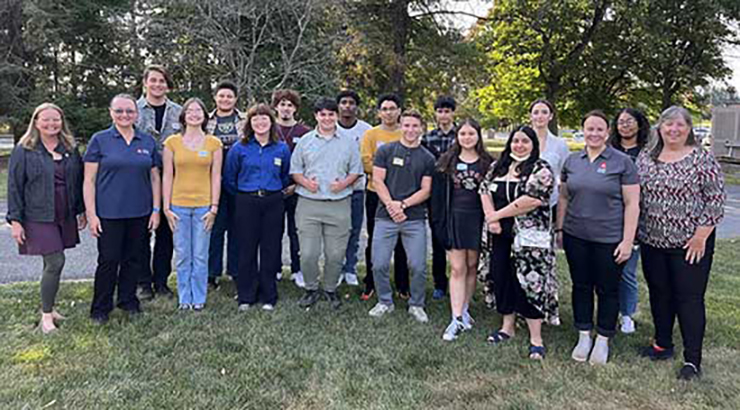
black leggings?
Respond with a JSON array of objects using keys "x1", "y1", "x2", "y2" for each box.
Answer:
[{"x1": 641, "y1": 234, "x2": 715, "y2": 368}]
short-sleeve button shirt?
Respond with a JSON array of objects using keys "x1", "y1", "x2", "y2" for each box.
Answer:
[
  {"x1": 290, "y1": 130, "x2": 363, "y2": 200},
  {"x1": 84, "y1": 126, "x2": 160, "y2": 219},
  {"x1": 561, "y1": 146, "x2": 638, "y2": 243}
]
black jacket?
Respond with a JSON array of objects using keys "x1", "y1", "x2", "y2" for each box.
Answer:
[
  {"x1": 6, "y1": 141, "x2": 85, "y2": 224},
  {"x1": 430, "y1": 170, "x2": 455, "y2": 250}
]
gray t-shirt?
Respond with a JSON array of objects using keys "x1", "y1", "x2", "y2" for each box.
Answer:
[
  {"x1": 561, "y1": 146, "x2": 639, "y2": 243},
  {"x1": 540, "y1": 131, "x2": 570, "y2": 207},
  {"x1": 373, "y1": 141, "x2": 435, "y2": 220}
]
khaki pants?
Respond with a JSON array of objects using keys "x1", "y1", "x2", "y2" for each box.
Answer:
[{"x1": 296, "y1": 196, "x2": 351, "y2": 292}]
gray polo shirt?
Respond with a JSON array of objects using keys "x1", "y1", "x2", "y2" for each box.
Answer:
[
  {"x1": 290, "y1": 129, "x2": 362, "y2": 200},
  {"x1": 561, "y1": 146, "x2": 639, "y2": 243}
]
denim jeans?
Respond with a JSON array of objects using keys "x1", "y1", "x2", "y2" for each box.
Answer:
[
  {"x1": 172, "y1": 206, "x2": 210, "y2": 305},
  {"x1": 619, "y1": 246, "x2": 640, "y2": 317},
  {"x1": 342, "y1": 190, "x2": 365, "y2": 275},
  {"x1": 208, "y1": 187, "x2": 238, "y2": 279},
  {"x1": 372, "y1": 218, "x2": 428, "y2": 308}
]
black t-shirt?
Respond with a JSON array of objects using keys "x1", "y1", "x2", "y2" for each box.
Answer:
[
  {"x1": 615, "y1": 144, "x2": 641, "y2": 161},
  {"x1": 373, "y1": 141, "x2": 435, "y2": 220},
  {"x1": 452, "y1": 159, "x2": 484, "y2": 211},
  {"x1": 214, "y1": 113, "x2": 240, "y2": 149},
  {"x1": 152, "y1": 104, "x2": 166, "y2": 133}
]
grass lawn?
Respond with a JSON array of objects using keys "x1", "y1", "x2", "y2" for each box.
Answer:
[
  {"x1": 0, "y1": 168, "x2": 6, "y2": 200},
  {"x1": 1, "y1": 242, "x2": 740, "y2": 409}
]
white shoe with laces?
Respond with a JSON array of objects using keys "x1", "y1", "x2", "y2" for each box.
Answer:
[
  {"x1": 345, "y1": 272, "x2": 359, "y2": 286},
  {"x1": 293, "y1": 271, "x2": 306, "y2": 289},
  {"x1": 620, "y1": 316, "x2": 636, "y2": 334},
  {"x1": 442, "y1": 319, "x2": 464, "y2": 341},
  {"x1": 408, "y1": 306, "x2": 429, "y2": 323}
]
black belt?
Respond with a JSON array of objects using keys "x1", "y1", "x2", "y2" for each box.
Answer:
[{"x1": 241, "y1": 189, "x2": 281, "y2": 197}]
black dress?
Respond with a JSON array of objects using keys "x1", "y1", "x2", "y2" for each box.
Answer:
[{"x1": 449, "y1": 160, "x2": 485, "y2": 250}]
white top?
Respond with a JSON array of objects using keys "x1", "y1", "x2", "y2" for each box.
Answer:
[
  {"x1": 539, "y1": 131, "x2": 570, "y2": 207},
  {"x1": 338, "y1": 119, "x2": 373, "y2": 191}
]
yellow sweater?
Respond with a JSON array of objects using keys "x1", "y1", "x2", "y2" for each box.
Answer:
[
  {"x1": 360, "y1": 126, "x2": 402, "y2": 192},
  {"x1": 164, "y1": 134, "x2": 222, "y2": 207}
]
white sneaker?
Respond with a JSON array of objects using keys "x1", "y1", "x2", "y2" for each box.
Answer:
[
  {"x1": 461, "y1": 310, "x2": 475, "y2": 330},
  {"x1": 345, "y1": 272, "x2": 359, "y2": 286},
  {"x1": 442, "y1": 319, "x2": 464, "y2": 341},
  {"x1": 408, "y1": 306, "x2": 429, "y2": 323},
  {"x1": 276, "y1": 271, "x2": 283, "y2": 281},
  {"x1": 237, "y1": 304, "x2": 252, "y2": 312},
  {"x1": 293, "y1": 271, "x2": 306, "y2": 288},
  {"x1": 262, "y1": 304, "x2": 275, "y2": 311},
  {"x1": 572, "y1": 331, "x2": 593, "y2": 362},
  {"x1": 368, "y1": 303, "x2": 394, "y2": 317},
  {"x1": 336, "y1": 273, "x2": 344, "y2": 287},
  {"x1": 620, "y1": 316, "x2": 636, "y2": 334},
  {"x1": 589, "y1": 335, "x2": 610, "y2": 365}
]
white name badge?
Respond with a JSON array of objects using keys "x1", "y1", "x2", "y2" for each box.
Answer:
[
  {"x1": 490, "y1": 184, "x2": 498, "y2": 193},
  {"x1": 392, "y1": 157, "x2": 404, "y2": 167},
  {"x1": 274, "y1": 157, "x2": 282, "y2": 166},
  {"x1": 456, "y1": 163, "x2": 468, "y2": 171},
  {"x1": 198, "y1": 151, "x2": 208, "y2": 157}
]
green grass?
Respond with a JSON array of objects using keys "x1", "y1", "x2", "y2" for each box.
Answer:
[
  {"x1": 0, "y1": 168, "x2": 6, "y2": 200},
  {"x1": 1, "y1": 241, "x2": 739, "y2": 409}
]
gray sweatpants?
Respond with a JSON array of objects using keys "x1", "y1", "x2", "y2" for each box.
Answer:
[{"x1": 371, "y1": 218, "x2": 427, "y2": 307}]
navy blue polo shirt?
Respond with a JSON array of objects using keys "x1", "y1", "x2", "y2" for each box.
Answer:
[
  {"x1": 84, "y1": 126, "x2": 161, "y2": 219},
  {"x1": 223, "y1": 138, "x2": 292, "y2": 193},
  {"x1": 561, "y1": 146, "x2": 639, "y2": 243}
]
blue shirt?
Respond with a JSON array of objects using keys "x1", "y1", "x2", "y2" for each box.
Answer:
[
  {"x1": 290, "y1": 130, "x2": 362, "y2": 200},
  {"x1": 224, "y1": 138, "x2": 292, "y2": 193},
  {"x1": 84, "y1": 126, "x2": 161, "y2": 219}
]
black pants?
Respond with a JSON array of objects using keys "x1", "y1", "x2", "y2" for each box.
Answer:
[
  {"x1": 563, "y1": 233, "x2": 623, "y2": 337},
  {"x1": 490, "y1": 234, "x2": 543, "y2": 319},
  {"x1": 363, "y1": 190, "x2": 409, "y2": 293},
  {"x1": 237, "y1": 192, "x2": 284, "y2": 305},
  {"x1": 91, "y1": 216, "x2": 148, "y2": 318},
  {"x1": 641, "y1": 234, "x2": 715, "y2": 368},
  {"x1": 140, "y1": 214, "x2": 173, "y2": 289},
  {"x1": 281, "y1": 193, "x2": 301, "y2": 274},
  {"x1": 427, "y1": 205, "x2": 448, "y2": 292}
]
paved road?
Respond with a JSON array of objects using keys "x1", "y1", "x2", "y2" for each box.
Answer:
[{"x1": 2, "y1": 186, "x2": 739, "y2": 284}]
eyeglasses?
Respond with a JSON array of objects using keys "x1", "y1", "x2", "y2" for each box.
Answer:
[
  {"x1": 618, "y1": 119, "x2": 636, "y2": 126},
  {"x1": 111, "y1": 109, "x2": 136, "y2": 115},
  {"x1": 379, "y1": 107, "x2": 398, "y2": 113}
]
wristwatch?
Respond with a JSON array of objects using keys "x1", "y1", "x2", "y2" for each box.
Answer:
[{"x1": 400, "y1": 200, "x2": 408, "y2": 210}]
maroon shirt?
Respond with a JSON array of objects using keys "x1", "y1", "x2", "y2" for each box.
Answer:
[{"x1": 276, "y1": 123, "x2": 311, "y2": 152}]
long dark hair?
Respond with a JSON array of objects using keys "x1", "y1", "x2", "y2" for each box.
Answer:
[
  {"x1": 609, "y1": 108, "x2": 649, "y2": 149},
  {"x1": 489, "y1": 125, "x2": 540, "y2": 179},
  {"x1": 436, "y1": 118, "x2": 494, "y2": 175}
]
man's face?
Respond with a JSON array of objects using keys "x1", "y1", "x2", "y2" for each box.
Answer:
[
  {"x1": 400, "y1": 116, "x2": 423, "y2": 144},
  {"x1": 314, "y1": 109, "x2": 337, "y2": 133},
  {"x1": 276, "y1": 99, "x2": 297, "y2": 121},
  {"x1": 338, "y1": 96, "x2": 358, "y2": 119},
  {"x1": 144, "y1": 71, "x2": 169, "y2": 99},
  {"x1": 214, "y1": 88, "x2": 237, "y2": 113},
  {"x1": 434, "y1": 107, "x2": 454, "y2": 127},
  {"x1": 377, "y1": 100, "x2": 400, "y2": 126}
]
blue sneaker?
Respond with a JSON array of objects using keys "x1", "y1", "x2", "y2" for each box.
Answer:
[{"x1": 432, "y1": 289, "x2": 446, "y2": 300}]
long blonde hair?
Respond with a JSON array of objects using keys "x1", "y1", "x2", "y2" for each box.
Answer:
[{"x1": 18, "y1": 103, "x2": 76, "y2": 150}]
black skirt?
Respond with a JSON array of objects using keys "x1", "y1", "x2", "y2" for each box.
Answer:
[{"x1": 450, "y1": 208, "x2": 484, "y2": 251}]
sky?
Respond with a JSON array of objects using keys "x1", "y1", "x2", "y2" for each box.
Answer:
[{"x1": 444, "y1": 1, "x2": 740, "y2": 90}]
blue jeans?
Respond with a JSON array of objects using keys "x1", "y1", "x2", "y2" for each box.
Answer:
[
  {"x1": 172, "y1": 206, "x2": 210, "y2": 305},
  {"x1": 342, "y1": 190, "x2": 365, "y2": 274},
  {"x1": 619, "y1": 246, "x2": 640, "y2": 317},
  {"x1": 372, "y1": 218, "x2": 428, "y2": 307},
  {"x1": 208, "y1": 188, "x2": 238, "y2": 278}
]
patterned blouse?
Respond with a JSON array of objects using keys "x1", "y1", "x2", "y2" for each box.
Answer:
[{"x1": 636, "y1": 148, "x2": 725, "y2": 249}]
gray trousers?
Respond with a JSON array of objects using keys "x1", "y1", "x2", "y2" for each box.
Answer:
[
  {"x1": 371, "y1": 218, "x2": 428, "y2": 307},
  {"x1": 296, "y1": 196, "x2": 351, "y2": 292}
]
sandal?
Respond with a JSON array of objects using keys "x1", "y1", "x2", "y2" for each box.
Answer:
[
  {"x1": 487, "y1": 330, "x2": 512, "y2": 344},
  {"x1": 529, "y1": 345, "x2": 546, "y2": 360}
]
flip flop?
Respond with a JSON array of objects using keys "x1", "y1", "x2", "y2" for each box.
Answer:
[
  {"x1": 487, "y1": 330, "x2": 512, "y2": 344},
  {"x1": 529, "y1": 345, "x2": 546, "y2": 360}
]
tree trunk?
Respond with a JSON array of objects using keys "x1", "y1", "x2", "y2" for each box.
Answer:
[{"x1": 388, "y1": 0, "x2": 411, "y2": 99}]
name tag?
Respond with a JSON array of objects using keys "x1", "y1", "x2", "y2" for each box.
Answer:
[
  {"x1": 490, "y1": 184, "x2": 498, "y2": 193},
  {"x1": 274, "y1": 157, "x2": 282, "y2": 166},
  {"x1": 392, "y1": 157, "x2": 404, "y2": 167},
  {"x1": 136, "y1": 148, "x2": 150, "y2": 155},
  {"x1": 456, "y1": 163, "x2": 468, "y2": 171},
  {"x1": 198, "y1": 151, "x2": 209, "y2": 157}
]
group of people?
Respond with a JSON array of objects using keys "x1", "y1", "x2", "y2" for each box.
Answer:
[{"x1": 7, "y1": 64, "x2": 726, "y2": 382}]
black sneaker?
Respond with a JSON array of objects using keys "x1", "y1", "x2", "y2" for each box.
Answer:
[
  {"x1": 208, "y1": 277, "x2": 220, "y2": 290},
  {"x1": 154, "y1": 285, "x2": 175, "y2": 299},
  {"x1": 298, "y1": 290, "x2": 321, "y2": 308},
  {"x1": 324, "y1": 291, "x2": 342, "y2": 310},
  {"x1": 137, "y1": 286, "x2": 154, "y2": 301},
  {"x1": 677, "y1": 363, "x2": 701, "y2": 381},
  {"x1": 640, "y1": 344, "x2": 675, "y2": 361}
]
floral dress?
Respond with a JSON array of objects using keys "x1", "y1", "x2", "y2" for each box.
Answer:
[{"x1": 478, "y1": 159, "x2": 560, "y2": 325}]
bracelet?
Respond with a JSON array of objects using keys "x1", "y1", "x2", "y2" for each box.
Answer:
[
  {"x1": 152, "y1": 207, "x2": 160, "y2": 213},
  {"x1": 554, "y1": 228, "x2": 563, "y2": 233}
]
